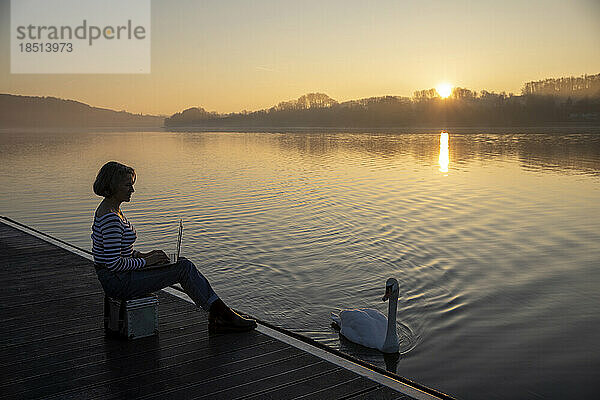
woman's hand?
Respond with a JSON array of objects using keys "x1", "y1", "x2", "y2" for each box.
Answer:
[{"x1": 143, "y1": 250, "x2": 170, "y2": 266}]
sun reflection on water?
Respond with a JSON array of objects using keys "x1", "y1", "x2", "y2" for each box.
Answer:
[{"x1": 439, "y1": 131, "x2": 449, "y2": 173}]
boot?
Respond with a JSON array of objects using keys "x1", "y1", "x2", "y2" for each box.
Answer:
[{"x1": 208, "y1": 299, "x2": 257, "y2": 333}]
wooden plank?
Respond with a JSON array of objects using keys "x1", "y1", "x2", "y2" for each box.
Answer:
[
  {"x1": 1, "y1": 323, "x2": 209, "y2": 379},
  {"x1": 0, "y1": 314, "x2": 207, "y2": 361},
  {"x1": 0, "y1": 300, "x2": 187, "y2": 331},
  {"x1": 1, "y1": 291, "x2": 104, "y2": 310},
  {"x1": 0, "y1": 319, "x2": 210, "y2": 374},
  {"x1": 240, "y1": 367, "x2": 347, "y2": 400},
  {"x1": 1, "y1": 306, "x2": 202, "y2": 347},
  {"x1": 68, "y1": 344, "x2": 304, "y2": 400},
  {"x1": 344, "y1": 385, "x2": 417, "y2": 400},
  {"x1": 1, "y1": 290, "x2": 194, "y2": 325},
  {"x1": 15, "y1": 334, "x2": 280, "y2": 399},
  {"x1": 138, "y1": 355, "x2": 335, "y2": 400},
  {"x1": 286, "y1": 375, "x2": 378, "y2": 400}
]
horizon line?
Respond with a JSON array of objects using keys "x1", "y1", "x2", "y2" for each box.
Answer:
[{"x1": 3, "y1": 70, "x2": 598, "y2": 117}]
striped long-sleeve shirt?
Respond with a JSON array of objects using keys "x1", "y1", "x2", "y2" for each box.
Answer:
[{"x1": 91, "y1": 212, "x2": 146, "y2": 271}]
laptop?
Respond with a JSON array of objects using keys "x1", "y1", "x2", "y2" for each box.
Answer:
[{"x1": 145, "y1": 219, "x2": 183, "y2": 269}]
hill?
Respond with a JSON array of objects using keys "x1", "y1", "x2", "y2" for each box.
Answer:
[{"x1": 0, "y1": 94, "x2": 164, "y2": 128}]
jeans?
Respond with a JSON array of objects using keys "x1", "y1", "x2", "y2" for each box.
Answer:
[{"x1": 96, "y1": 257, "x2": 219, "y2": 311}]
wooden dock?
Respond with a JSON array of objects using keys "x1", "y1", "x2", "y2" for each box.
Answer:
[{"x1": 0, "y1": 218, "x2": 450, "y2": 400}]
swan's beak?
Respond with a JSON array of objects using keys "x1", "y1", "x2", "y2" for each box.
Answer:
[{"x1": 382, "y1": 286, "x2": 392, "y2": 301}]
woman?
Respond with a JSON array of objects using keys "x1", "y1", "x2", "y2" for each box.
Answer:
[{"x1": 92, "y1": 161, "x2": 256, "y2": 333}]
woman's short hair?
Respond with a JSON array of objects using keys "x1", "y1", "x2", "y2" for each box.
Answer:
[{"x1": 93, "y1": 161, "x2": 136, "y2": 197}]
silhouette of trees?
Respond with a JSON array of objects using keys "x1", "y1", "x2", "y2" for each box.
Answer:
[
  {"x1": 164, "y1": 73, "x2": 600, "y2": 127},
  {"x1": 166, "y1": 107, "x2": 220, "y2": 125},
  {"x1": 451, "y1": 87, "x2": 476, "y2": 100},
  {"x1": 413, "y1": 88, "x2": 439, "y2": 101},
  {"x1": 522, "y1": 73, "x2": 600, "y2": 97}
]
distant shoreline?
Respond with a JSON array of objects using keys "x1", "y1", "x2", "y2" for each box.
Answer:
[
  {"x1": 163, "y1": 123, "x2": 600, "y2": 132},
  {"x1": 2, "y1": 125, "x2": 600, "y2": 135}
]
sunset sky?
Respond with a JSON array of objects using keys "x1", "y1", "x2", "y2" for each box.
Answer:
[{"x1": 0, "y1": 0, "x2": 599, "y2": 116}]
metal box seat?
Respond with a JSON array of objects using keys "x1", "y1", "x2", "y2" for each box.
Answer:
[{"x1": 104, "y1": 293, "x2": 159, "y2": 339}]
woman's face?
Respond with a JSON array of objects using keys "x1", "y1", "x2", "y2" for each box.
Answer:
[{"x1": 112, "y1": 173, "x2": 135, "y2": 203}]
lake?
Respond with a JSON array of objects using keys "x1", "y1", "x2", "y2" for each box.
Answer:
[{"x1": 1, "y1": 128, "x2": 599, "y2": 399}]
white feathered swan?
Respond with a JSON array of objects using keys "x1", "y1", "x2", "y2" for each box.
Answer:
[{"x1": 330, "y1": 278, "x2": 400, "y2": 353}]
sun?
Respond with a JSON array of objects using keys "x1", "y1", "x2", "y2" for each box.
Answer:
[{"x1": 436, "y1": 83, "x2": 453, "y2": 98}]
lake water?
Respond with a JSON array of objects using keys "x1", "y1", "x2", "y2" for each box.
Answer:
[{"x1": 1, "y1": 128, "x2": 599, "y2": 399}]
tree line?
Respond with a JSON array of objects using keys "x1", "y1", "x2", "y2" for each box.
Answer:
[{"x1": 165, "y1": 73, "x2": 600, "y2": 127}]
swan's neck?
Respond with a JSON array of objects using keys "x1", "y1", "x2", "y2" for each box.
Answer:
[{"x1": 383, "y1": 291, "x2": 399, "y2": 350}]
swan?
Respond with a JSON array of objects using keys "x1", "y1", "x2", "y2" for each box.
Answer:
[{"x1": 330, "y1": 278, "x2": 399, "y2": 353}]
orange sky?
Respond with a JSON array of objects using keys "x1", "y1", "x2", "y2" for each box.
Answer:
[{"x1": 1, "y1": 0, "x2": 599, "y2": 116}]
